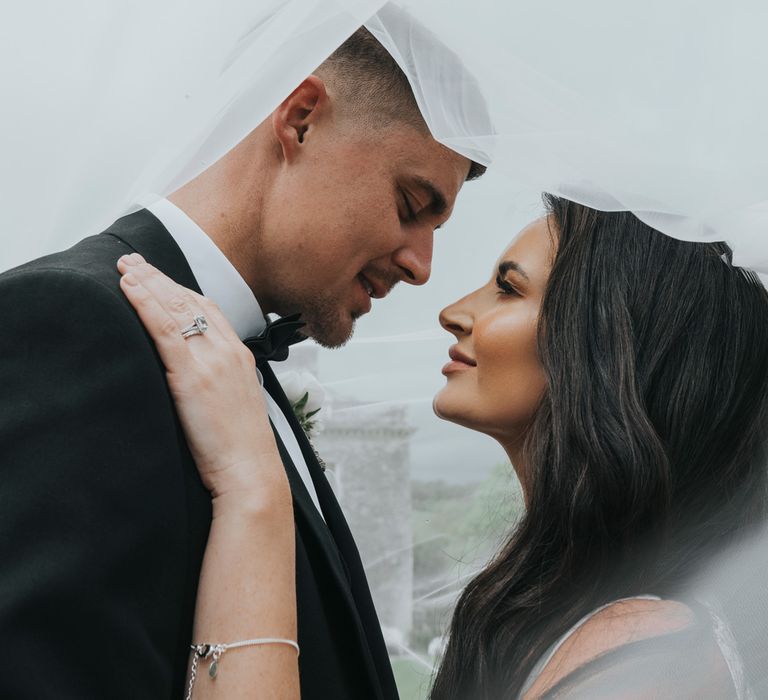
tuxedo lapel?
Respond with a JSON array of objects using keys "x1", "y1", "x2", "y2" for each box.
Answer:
[
  {"x1": 260, "y1": 363, "x2": 335, "y2": 516},
  {"x1": 260, "y1": 361, "x2": 398, "y2": 700},
  {"x1": 266, "y1": 417, "x2": 350, "y2": 582},
  {"x1": 259, "y1": 363, "x2": 362, "y2": 594}
]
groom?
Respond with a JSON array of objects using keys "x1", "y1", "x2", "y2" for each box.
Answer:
[{"x1": 0, "y1": 26, "x2": 484, "y2": 700}]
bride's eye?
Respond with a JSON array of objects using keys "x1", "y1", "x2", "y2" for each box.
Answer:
[{"x1": 496, "y1": 274, "x2": 520, "y2": 297}]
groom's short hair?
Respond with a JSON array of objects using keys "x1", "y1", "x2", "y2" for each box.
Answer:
[{"x1": 318, "y1": 28, "x2": 487, "y2": 181}]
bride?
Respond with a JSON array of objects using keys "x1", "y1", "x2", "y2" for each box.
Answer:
[{"x1": 117, "y1": 194, "x2": 768, "y2": 698}]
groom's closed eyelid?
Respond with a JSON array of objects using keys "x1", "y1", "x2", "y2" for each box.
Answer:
[{"x1": 410, "y1": 176, "x2": 448, "y2": 218}]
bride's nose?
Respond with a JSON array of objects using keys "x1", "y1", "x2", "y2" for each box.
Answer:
[{"x1": 439, "y1": 297, "x2": 473, "y2": 337}]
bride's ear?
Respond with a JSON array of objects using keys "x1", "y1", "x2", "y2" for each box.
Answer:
[{"x1": 271, "y1": 75, "x2": 329, "y2": 163}]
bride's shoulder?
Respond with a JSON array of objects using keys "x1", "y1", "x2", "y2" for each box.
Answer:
[
  {"x1": 557, "y1": 597, "x2": 696, "y2": 658},
  {"x1": 524, "y1": 598, "x2": 726, "y2": 699}
]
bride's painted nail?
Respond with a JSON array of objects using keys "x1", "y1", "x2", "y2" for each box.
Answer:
[
  {"x1": 130, "y1": 252, "x2": 146, "y2": 264},
  {"x1": 122, "y1": 273, "x2": 138, "y2": 286},
  {"x1": 119, "y1": 254, "x2": 137, "y2": 266}
]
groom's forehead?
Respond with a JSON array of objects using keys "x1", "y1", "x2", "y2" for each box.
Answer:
[
  {"x1": 379, "y1": 129, "x2": 472, "y2": 185},
  {"x1": 333, "y1": 123, "x2": 471, "y2": 210}
]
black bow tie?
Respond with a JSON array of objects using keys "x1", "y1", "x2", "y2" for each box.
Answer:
[{"x1": 243, "y1": 313, "x2": 307, "y2": 362}]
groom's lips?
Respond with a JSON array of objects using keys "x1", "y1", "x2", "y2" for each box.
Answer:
[
  {"x1": 354, "y1": 272, "x2": 391, "y2": 315},
  {"x1": 358, "y1": 272, "x2": 388, "y2": 299},
  {"x1": 355, "y1": 275, "x2": 373, "y2": 314}
]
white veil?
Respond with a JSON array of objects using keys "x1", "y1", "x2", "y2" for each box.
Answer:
[
  {"x1": 3, "y1": 1, "x2": 768, "y2": 696},
  {"x1": 0, "y1": 0, "x2": 386, "y2": 270},
  {"x1": 4, "y1": 1, "x2": 767, "y2": 275}
]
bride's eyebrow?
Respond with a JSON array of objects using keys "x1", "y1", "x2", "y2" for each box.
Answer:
[{"x1": 498, "y1": 260, "x2": 529, "y2": 281}]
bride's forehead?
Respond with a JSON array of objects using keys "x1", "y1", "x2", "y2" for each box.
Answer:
[{"x1": 496, "y1": 217, "x2": 554, "y2": 267}]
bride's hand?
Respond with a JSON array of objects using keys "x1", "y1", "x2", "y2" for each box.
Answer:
[{"x1": 116, "y1": 253, "x2": 286, "y2": 506}]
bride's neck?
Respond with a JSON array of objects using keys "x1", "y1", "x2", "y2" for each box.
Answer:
[{"x1": 500, "y1": 439, "x2": 531, "y2": 505}]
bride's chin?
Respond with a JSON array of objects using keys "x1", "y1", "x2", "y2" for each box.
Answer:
[
  {"x1": 432, "y1": 391, "x2": 465, "y2": 425},
  {"x1": 433, "y1": 391, "x2": 496, "y2": 439}
]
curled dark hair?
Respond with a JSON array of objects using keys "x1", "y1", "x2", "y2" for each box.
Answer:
[{"x1": 430, "y1": 196, "x2": 768, "y2": 699}]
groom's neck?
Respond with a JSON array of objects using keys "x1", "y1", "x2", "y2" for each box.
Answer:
[{"x1": 168, "y1": 162, "x2": 272, "y2": 307}]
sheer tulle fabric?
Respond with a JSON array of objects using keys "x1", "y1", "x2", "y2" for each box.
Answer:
[
  {"x1": 0, "y1": 0, "x2": 385, "y2": 271},
  {"x1": 4, "y1": 1, "x2": 767, "y2": 275},
  {"x1": 2, "y1": 1, "x2": 767, "y2": 695},
  {"x1": 367, "y1": 1, "x2": 768, "y2": 278}
]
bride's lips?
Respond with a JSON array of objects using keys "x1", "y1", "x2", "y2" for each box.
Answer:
[{"x1": 442, "y1": 345, "x2": 477, "y2": 375}]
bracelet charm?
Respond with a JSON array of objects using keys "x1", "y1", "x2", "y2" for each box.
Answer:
[
  {"x1": 209, "y1": 645, "x2": 224, "y2": 678},
  {"x1": 186, "y1": 637, "x2": 299, "y2": 698}
]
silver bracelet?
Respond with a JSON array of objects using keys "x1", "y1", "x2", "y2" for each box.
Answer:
[{"x1": 186, "y1": 638, "x2": 300, "y2": 699}]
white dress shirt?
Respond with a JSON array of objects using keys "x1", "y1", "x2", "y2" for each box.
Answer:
[{"x1": 146, "y1": 198, "x2": 325, "y2": 519}]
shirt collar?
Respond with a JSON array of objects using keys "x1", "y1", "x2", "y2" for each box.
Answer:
[{"x1": 145, "y1": 197, "x2": 266, "y2": 340}]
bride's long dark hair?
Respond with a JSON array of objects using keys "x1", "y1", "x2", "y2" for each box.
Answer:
[{"x1": 430, "y1": 195, "x2": 768, "y2": 699}]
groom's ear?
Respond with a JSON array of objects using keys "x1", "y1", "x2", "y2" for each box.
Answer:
[{"x1": 271, "y1": 75, "x2": 329, "y2": 163}]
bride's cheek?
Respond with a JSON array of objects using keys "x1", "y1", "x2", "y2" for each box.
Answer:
[{"x1": 475, "y1": 312, "x2": 542, "y2": 427}]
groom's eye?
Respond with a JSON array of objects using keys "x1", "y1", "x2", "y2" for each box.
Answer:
[{"x1": 399, "y1": 190, "x2": 418, "y2": 223}]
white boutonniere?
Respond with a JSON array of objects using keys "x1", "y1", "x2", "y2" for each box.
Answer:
[{"x1": 276, "y1": 370, "x2": 329, "y2": 440}]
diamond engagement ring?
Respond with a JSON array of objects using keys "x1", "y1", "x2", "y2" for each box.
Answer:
[{"x1": 181, "y1": 315, "x2": 209, "y2": 339}]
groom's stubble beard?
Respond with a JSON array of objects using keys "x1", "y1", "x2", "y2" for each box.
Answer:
[
  {"x1": 273, "y1": 285, "x2": 359, "y2": 349},
  {"x1": 304, "y1": 293, "x2": 360, "y2": 349},
  {"x1": 274, "y1": 266, "x2": 400, "y2": 349}
]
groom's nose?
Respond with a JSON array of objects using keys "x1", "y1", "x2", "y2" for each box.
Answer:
[{"x1": 392, "y1": 227, "x2": 434, "y2": 286}]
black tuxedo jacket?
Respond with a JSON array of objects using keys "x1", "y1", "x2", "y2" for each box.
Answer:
[{"x1": 0, "y1": 210, "x2": 399, "y2": 699}]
